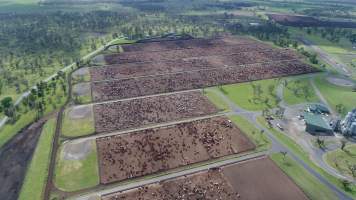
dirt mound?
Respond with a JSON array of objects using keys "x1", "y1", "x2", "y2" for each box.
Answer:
[
  {"x1": 73, "y1": 82, "x2": 91, "y2": 96},
  {"x1": 62, "y1": 139, "x2": 93, "y2": 161},
  {"x1": 68, "y1": 105, "x2": 92, "y2": 120},
  {"x1": 73, "y1": 67, "x2": 89, "y2": 77}
]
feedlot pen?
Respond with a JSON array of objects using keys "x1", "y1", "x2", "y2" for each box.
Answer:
[{"x1": 61, "y1": 35, "x2": 320, "y2": 199}]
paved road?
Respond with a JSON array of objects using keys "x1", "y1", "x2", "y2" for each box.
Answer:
[
  {"x1": 276, "y1": 79, "x2": 353, "y2": 182},
  {"x1": 0, "y1": 38, "x2": 123, "y2": 130},
  {"x1": 72, "y1": 87, "x2": 352, "y2": 200},
  {"x1": 73, "y1": 87, "x2": 351, "y2": 200},
  {"x1": 298, "y1": 37, "x2": 351, "y2": 76},
  {"x1": 211, "y1": 89, "x2": 352, "y2": 200}
]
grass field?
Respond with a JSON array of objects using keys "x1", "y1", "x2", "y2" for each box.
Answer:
[
  {"x1": 314, "y1": 76, "x2": 356, "y2": 116},
  {"x1": 325, "y1": 144, "x2": 356, "y2": 178},
  {"x1": 271, "y1": 153, "x2": 338, "y2": 200},
  {"x1": 229, "y1": 115, "x2": 271, "y2": 151},
  {"x1": 204, "y1": 89, "x2": 230, "y2": 112},
  {"x1": 61, "y1": 106, "x2": 95, "y2": 138},
  {"x1": 283, "y1": 78, "x2": 320, "y2": 105},
  {"x1": 214, "y1": 78, "x2": 280, "y2": 111},
  {"x1": 54, "y1": 140, "x2": 99, "y2": 192},
  {"x1": 258, "y1": 116, "x2": 356, "y2": 198},
  {"x1": 18, "y1": 118, "x2": 56, "y2": 200}
]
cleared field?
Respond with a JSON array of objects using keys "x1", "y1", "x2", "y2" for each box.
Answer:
[
  {"x1": 93, "y1": 91, "x2": 219, "y2": 133},
  {"x1": 96, "y1": 116, "x2": 255, "y2": 184},
  {"x1": 92, "y1": 61, "x2": 317, "y2": 102},
  {"x1": 102, "y1": 157, "x2": 308, "y2": 200}
]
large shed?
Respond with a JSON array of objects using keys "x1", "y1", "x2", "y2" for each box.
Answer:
[{"x1": 303, "y1": 112, "x2": 333, "y2": 135}]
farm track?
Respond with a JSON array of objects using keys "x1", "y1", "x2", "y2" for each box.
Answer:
[{"x1": 44, "y1": 70, "x2": 74, "y2": 200}]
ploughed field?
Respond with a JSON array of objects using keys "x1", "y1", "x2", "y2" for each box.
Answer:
[
  {"x1": 93, "y1": 91, "x2": 219, "y2": 133},
  {"x1": 90, "y1": 36, "x2": 318, "y2": 102},
  {"x1": 96, "y1": 116, "x2": 255, "y2": 184},
  {"x1": 101, "y1": 157, "x2": 308, "y2": 200}
]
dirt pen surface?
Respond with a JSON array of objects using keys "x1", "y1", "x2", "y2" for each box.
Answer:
[
  {"x1": 101, "y1": 157, "x2": 307, "y2": 200},
  {"x1": 93, "y1": 91, "x2": 219, "y2": 133},
  {"x1": 96, "y1": 116, "x2": 255, "y2": 184},
  {"x1": 89, "y1": 36, "x2": 317, "y2": 102},
  {"x1": 92, "y1": 61, "x2": 316, "y2": 102}
]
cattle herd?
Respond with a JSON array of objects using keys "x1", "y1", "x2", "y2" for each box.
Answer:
[
  {"x1": 90, "y1": 36, "x2": 318, "y2": 102},
  {"x1": 96, "y1": 116, "x2": 255, "y2": 184},
  {"x1": 93, "y1": 91, "x2": 219, "y2": 133},
  {"x1": 70, "y1": 36, "x2": 318, "y2": 199}
]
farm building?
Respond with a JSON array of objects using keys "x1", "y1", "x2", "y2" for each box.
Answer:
[
  {"x1": 341, "y1": 109, "x2": 356, "y2": 136},
  {"x1": 308, "y1": 104, "x2": 330, "y2": 114},
  {"x1": 303, "y1": 112, "x2": 333, "y2": 135}
]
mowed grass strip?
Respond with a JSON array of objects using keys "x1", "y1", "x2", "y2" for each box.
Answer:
[
  {"x1": 325, "y1": 144, "x2": 356, "y2": 178},
  {"x1": 204, "y1": 88, "x2": 230, "y2": 112},
  {"x1": 229, "y1": 115, "x2": 271, "y2": 151},
  {"x1": 271, "y1": 153, "x2": 338, "y2": 200},
  {"x1": 314, "y1": 76, "x2": 356, "y2": 116},
  {"x1": 18, "y1": 118, "x2": 56, "y2": 200},
  {"x1": 215, "y1": 78, "x2": 280, "y2": 111},
  {"x1": 61, "y1": 105, "x2": 95, "y2": 138},
  {"x1": 54, "y1": 140, "x2": 99, "y2": 192},
  {"x1": 283, "y1": 78, "x2": 320, "y2": 105}
]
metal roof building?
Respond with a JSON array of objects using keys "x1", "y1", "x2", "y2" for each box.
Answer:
[
  {"x1": 308, "y1": 104, "x2": 330, "y2": 114},
  {"x1": 303, "y1": 112, "x2": 333, "y2": 135}
]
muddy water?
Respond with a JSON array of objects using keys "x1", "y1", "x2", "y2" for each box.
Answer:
[{"x1": 0, "y1": 119, "x2": 46, "y2": 200}]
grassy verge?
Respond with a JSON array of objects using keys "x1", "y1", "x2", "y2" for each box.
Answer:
[
  {"x1": 314, "y1": 76, "x2": 356, "y2": 116},
  {"x1": 0, "y1": 87, "x2": 66, "y2": 148},
  {"x1": 257, "y1": 116, "x2": 356, "y2": 198},
  {"x1": 214, "y1": 78, "x2": 280, "y2": 111},
  {"x1": 203, "y1": 89, "x2": 230, "y2": 112},
  {"x1": 18, "y1": 118, "x2": 56, "y2": 200},
  {"x1": 54, "y1": 141, "x2": 99, "y2": 192},
  {"x1": 229, "y1": 115, "x2": 271, "y2": 151},
  {"x1": 283, "y1": 78, "x2": 320, "y2": 105},
  {"x1": 325, "y1": 144, "x2": 356, "y2": 178},
  {"x1": 271, "y1": 153, "x2": 338, "y2": 200},
  {"x1": 61, "y1": 106, "x2": 95, "y2": 138}
]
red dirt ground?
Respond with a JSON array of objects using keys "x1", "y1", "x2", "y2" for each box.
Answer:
[
  {"x1": 101, "y1": 157, "x2": 308, "y2": 200},
  {"x1": 102, "y1": 169, "x2": 238, "y2": 200},
  {"x1": 93, "y1": 91, "x2": 219, "y2": 133},
  {"x1": 91, "y1": 60, "x2": 317, "y2": 102},
  {"x1": 89, "y1": 37, "x2": 317, "y2": 102},
  {"x1": 96, "y1": 116, "x2": 255, "y2": 184}
]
